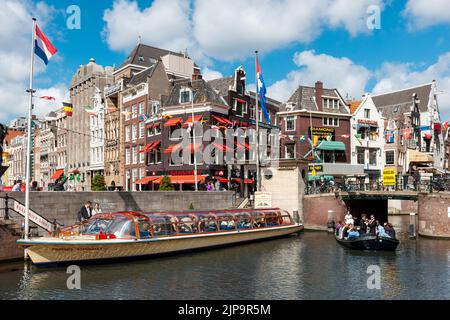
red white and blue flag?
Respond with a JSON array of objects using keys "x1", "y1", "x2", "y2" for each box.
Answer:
[
  {"x1": 34, "y1": 24, "x2": 57, "y2": 65},
  {"x1": 256, "y1": 56, "x2": 271, "y2": 124}
]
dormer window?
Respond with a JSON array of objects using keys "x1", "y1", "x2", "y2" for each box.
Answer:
[
  {"x1": 180, "y1": 88, "x2": 192, "y2": 104},
  {"x1": 286, "y1": 102, "x2": 296, "y2": 111},
  {"x1": 323, "y1": 98, "x2": 340, "y2": 109},
  {"x1": 138, "y1": 56, "x2": 145, "y2": 62}
]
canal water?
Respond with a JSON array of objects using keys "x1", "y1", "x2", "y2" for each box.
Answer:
[{"x1": 0, "y1": 216, "x2": 449, "y2": 300}]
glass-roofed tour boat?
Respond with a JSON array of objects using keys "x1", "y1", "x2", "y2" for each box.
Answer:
[{"x1": 18, "y1": 208, "x2": 303, "y2": 266}]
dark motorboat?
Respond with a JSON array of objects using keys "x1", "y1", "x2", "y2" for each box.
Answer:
[{"x1": 335, "y1": 234, "x2": 399, "y2": 251}]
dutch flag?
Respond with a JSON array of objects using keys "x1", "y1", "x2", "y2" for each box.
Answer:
[
  {"x1": 256, "y1": 56, "x2": 271, "y2": 125},
  {"x1": 34, "y1": 24, "x2": 57, "y2": 65}
]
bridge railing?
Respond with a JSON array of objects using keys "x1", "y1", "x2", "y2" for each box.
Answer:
[{"x1": 305, "y1": 176, "x2": 450, "y2": 195}]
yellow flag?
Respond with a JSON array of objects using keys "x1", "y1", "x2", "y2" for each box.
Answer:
[{"x1": 313, "y1": 135, "x2": 319, "y2": 146}]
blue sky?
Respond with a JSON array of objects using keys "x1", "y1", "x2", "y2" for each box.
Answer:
[{"x1": 2, "y1": 0, "x2": 450, "y2": 122}]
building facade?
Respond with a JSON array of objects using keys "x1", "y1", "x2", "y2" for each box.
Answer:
[
  {"x1": 350, "y1": 95, "x2": 385, "y2": 184},
  {"x1": 89, "y1": 88, "x2": 106, "y2": 179},
  {"x1": 68, "y1": 58, "x2": 113, "y2": 191}
]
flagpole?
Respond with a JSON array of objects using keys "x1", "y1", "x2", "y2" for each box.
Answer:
[
  {"x1": 24, "y1": 18, "x2": 37, "y2": 244},
  {"x1": 255, "y1": 51, "x2": 261, "y2": 192}
]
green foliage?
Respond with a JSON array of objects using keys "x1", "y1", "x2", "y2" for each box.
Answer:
[
  {"x1": 91, "y1": 175, "x2": 107, "y2": 191},
  {"x1": 159, "y1": 176, "x2": 175, "y2": 191},
  {"x1": 188, "y1": 203, "x2": 194, "y2": 210}
]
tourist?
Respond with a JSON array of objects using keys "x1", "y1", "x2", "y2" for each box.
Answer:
[
  {"x1": 359, "y1": 214, "x2": 367, "y2": 234},
  {"x1": 385, "y1": 223, "x2": 396, "y2": 239},
  {"x1": 92, "y1": 203, "x2": 102, "y2": 216},
  {"x1": 77, "y1": 201, "x2": 93, "y2": 222},
  {"x1": 345, "y1": 211, "x2": 354, "y2": 225},
  {"x1": 215, "y1": 179, "x2": 221, "y2": 191},
  {"x1": 348, "y1": 225, "x2": 360, "y2": 240},
  {"x1": 206, "y1": 181, "x2": 214, "y2": 192},
  {"x1": 376, "y1": 221, "x2": 390, "y2": 238},
  {"x1": 335, "y1": 220, "x2": 343, "y2": 236},
  {"x1": 368, "y1": 214, "x2": 377, "y2": 235},
  {"x1": 31, "y1": 181, "x2": 39, "y2": 191},
  {"x1": 12, "y1": 180, "x2": 22, "y2": 192}
]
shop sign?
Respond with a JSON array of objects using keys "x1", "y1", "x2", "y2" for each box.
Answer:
[
  {"x1": 382, "y1": 169, "x2": 396, "y2": 186},
  {"x1": 312, "y1": 127, "x2": 335, "y2": 138}
]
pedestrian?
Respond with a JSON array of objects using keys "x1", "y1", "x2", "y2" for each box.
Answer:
[
  {"x1": 92, "y1": 203, "x2": 102, "y2": 216},
  {"x1": 12, "y1": 180, "x2": 22, "y2": 192},
  {"x1": 215, "y1": 179, "x2": 221, "y2": 191},
  {"x1": 77, "y1": 201, "x2": 93, "y2": 222}
]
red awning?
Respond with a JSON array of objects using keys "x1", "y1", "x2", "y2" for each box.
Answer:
[
  {"x1": 212, "y1": 115, "x2": 232, "y2": 126},
  {"x1": 216, "y1": 177, "x2": 230, "y2": 183},
  {"x1": 134, "y1": 176, "x2": 160, "y2": 185},
  {"x1": 232, "y1": 178, "x2": 255, "y2": 184},
  {"x1": 146, "y1": 141, "x2": 161, "y2": 153},
  {"x1": 182, "y1": 115, "x2": 202, "y2": 128},
  {"x1": 51, "y1": 169, "x2": 64, "y2": 180},
  {"x1": 154, "y1": 175, "x2": 208, "y2": 184},
  {"x1": 164, "y1": 117, "x2": 182, "y2": 127},
  {"x1": 212, "y1": 142, "x2": 233, "y2": 152},
  {"x1": 164, "y1": 143, "x2": 200, "y2": 154},
  {"x1": 235, "y1": 141, "x2": 251, "y2": 150}
]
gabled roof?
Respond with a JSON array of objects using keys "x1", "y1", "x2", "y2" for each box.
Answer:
[
  {"x1": 283, "y1": 85, "x2": 350, "y2": 114},
  {"x1": 118, "y1": 44, "x2": 185, "y2": 70},
  {"x1": 248, "y1": 91, "x2": 282, "y2": 110},
  {"x1": 127, "y1": 64, "x2": 156, "y2": 87},
  {"x1": 207, "y1": 77, "x2": 234, "y2": 96},
  {"x1": 165, "y1": 79, "x2": 229, "y2": 107},
  {"x1": 372, "y1": 83, "x2": 433, "y2": 117},
  {"x1": 348, "y1": 100, "x2": 362, "y2": 114}
]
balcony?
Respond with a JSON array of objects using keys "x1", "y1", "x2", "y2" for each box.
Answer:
[{"x1": 105, "y1": 81, "x2": 123, "y2": 97}]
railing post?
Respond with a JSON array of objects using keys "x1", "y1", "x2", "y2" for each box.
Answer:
[
  {"x1": 4, "y1": 193, "x2": 9, "y2": 220},
  {"x1": 429, "y1": 176, "x2": 433, "y2": 194}
]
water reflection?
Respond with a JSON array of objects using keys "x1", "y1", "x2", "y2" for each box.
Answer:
[{"x1": 1, "y1": 216, "x2": 449, "y2": 300}]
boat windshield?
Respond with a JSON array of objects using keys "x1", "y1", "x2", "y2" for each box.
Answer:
[
  {"x1": 83, "y1": 219, "x2": 114, "y2": 235},
  {"x1": 105, "y1": 216, "x2": 135, "y2": 238}
]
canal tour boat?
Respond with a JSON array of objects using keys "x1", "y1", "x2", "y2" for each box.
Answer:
[
  {"x1": 334, "y1": 234, "x2": 399, "y2": 251},
  {"x1": 17, "y1": 208, "x2": 303, "y2": 266}
]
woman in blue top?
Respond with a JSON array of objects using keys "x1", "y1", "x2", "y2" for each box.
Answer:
[{"x1": 376, "y1": 221, "x2": 391, "y2": 238}]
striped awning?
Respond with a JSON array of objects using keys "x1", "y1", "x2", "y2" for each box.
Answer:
[
  {"x1": 212, "y1": 115, "x2": 232, "y2": 126},
  {"x1": 182, "y1": 115, "x2": 202, "y2": 127},
  {"x1": 134, "y1": 176, "x2": 161, "y2": 185},
  {"x1": 153, "y1": 175, "x2": 208, "y2": 184}
]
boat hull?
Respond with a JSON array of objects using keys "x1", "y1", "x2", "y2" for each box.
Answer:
[
  {"x1": 335, "y1": 235, "x2": 399, "y2": 251},
  {"x1": 18, "y1": 224, "x2": 303, "y2": 266}
]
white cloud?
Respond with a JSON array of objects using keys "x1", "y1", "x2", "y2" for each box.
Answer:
[
  {"x1": 0, "y1": 0, "x2": 63, "y2": 123},
  {"x1": 372, "y1": 52, "x2": 450, "y2": 118},
  {"x1": 201, "y1": 67, "x2": 223, "y2": 81},
  {"x1": 102, "y1": 0, "x2": 385, "y2": 61},
  {"x1": 267, "y1": 50, "x2": 371, "y2": 102},
  {"x1": 102, "y1": 0, "x2": 192, "y2": 53},
  {"x1": 404, "y1": 0, "x2": 450, "y2": 29}
]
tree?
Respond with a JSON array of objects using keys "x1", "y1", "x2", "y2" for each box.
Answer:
[
  {"x1": 188, "y1": 203, "x2": 194, "y2": 210},
  {"x1": 159, "y1": 176, "x2": 174, "y2": 191},
  {"x1": 91, "y1": 175, "x2": 107, "y2": 191}
]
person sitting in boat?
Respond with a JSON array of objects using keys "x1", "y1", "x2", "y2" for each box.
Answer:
[
  {"x1": 335, "y1": 221, "x2": 343, "y2": 236},
  {"x1": 344, "y1": 210, "x2": 354, "y2": 225},
  {"x1": 367, "y1": 215, "x2": 377, "y2": 235},
  {"x1": 347, "y1": 225, "x2": 360, "y2": 240},
  {"x1": 77, "y1": 201, "x2": 93, "y2": 222},
  {"x1": 376, "y1": 221, "x2": 391, "y2": 238},
  {"x1": 339, "y1": 224, "x2": 349, "y2": 239},
  {"x1": 359, "y1": 214, "x2": 367, "y2": 234},
  {"x1": 384, "y1": 223, "x2": 396, "y2": 239}
]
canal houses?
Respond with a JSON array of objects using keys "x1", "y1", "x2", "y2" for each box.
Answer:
[
  {"x1": 350, "y1": 95, "x2": 385, "y2": 186},
  {"x1": 277, "y1": 81, "x2": 362, "y2": 182},
  {"x1": 372, "y1": 83, "x2": 443, "y2": 182}
]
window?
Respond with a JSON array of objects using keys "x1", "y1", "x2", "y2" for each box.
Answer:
[
  {"x1": 132, "y1": 146, "x2": 138, "y2": 164},
  {"x1": 364, "y1": 109, "x2": 370, "y2": 119},
  {"x1": 154, "y1": 124, "x2": 161, "y2": 135},
  {"x1": 324, "y1": 98, "x2": 339, "y2": 109},
  {"x1": 180, "y1": 88, "x2": 192, "y2": 103},
  {"x1": 249, "y1": 105, "x2": 255, "y2": 120},
  {"x1": 285, "y1": 144, "x2": 295, "y2": 159},
  {"x1": 139, "y1": 122, "x2": 145, "y2": 139},
  {"x1": 139, "y1": 145, "x2": 145, "y2": 164},
  {"x1": 147, "y1": 126, "x2": 153, "y2": 137},
  {"x1": 369, "y1": 149, "x2": 377, "y2": 166},
  {"x1": 132, "y1": 124, "x2": 137, "y2": 141},
  {"x1": 139, "y1": 102, "x2": 145, "y2": 115},
  {"x1": 151, "y1": 101, "x2": 160, "y2": 115},
  {"x1": 125, "y1": 148, "x2": 130, "y2": 165},
  {"x1": 323, "y1": 117, "x2": 339, "y2": 127},
  {"x1": 357, "y1": 148, "x2": 365, "y2": 165},
  {"x1": 125, "y1": 126, "x2": 131, "y2": 142},
  {"x1": 286, "y1": 116, "x2": 295, "y2": 131},
  {"x1": 132, "y1": 105, "x2": 138, "y2": 118},
  {"x1": 234, "y1": 100, "x2": 245, "y2": 117},
  {"x1": 385, "y1": 151, "x2": 395, "y2": 165},
  {"x1": 132, "y1": 169, "x2": 138, "y2": 191}
]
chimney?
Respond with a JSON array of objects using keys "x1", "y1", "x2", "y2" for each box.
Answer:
[
  {"x1": 315, "y1": 81, "x2": 323, "y2": 111},
  {"x1": 192, "y1": 73, "x2": 203, "y2": 81}
]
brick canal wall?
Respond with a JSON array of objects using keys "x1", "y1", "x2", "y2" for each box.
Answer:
[
  {"x1": 0, "y1": 226, "x2": 23, "y2": 262},
  {"x1": 302, "y1": 194, "x2": 347, "y2": 230},
  {"x1": 418, "y1": 193, "x2": 450, "y2": 238},
  {"x1": 0, "y1": 191, "x2": 234, "y2": 236}
]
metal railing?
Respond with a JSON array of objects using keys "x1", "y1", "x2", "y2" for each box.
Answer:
[{"x1": 304, "y1": 176, "x2": 450, "y2": 195}]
